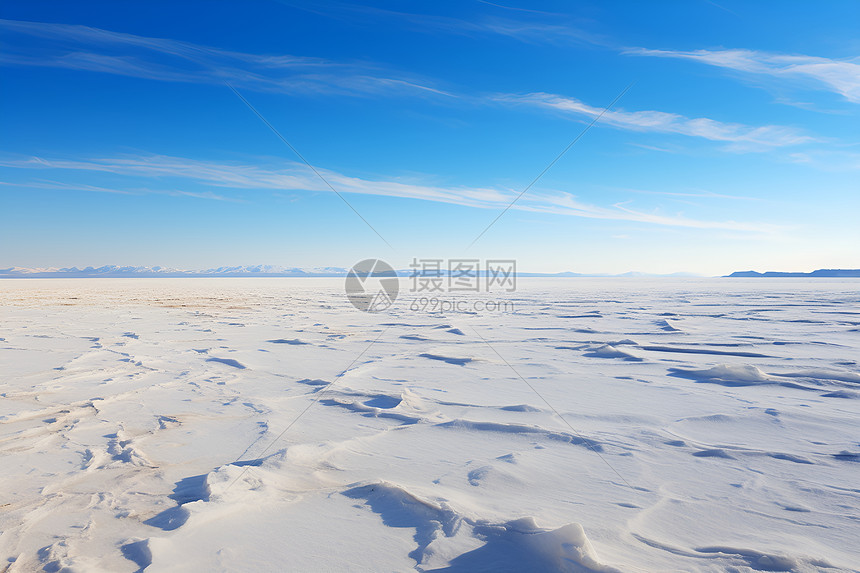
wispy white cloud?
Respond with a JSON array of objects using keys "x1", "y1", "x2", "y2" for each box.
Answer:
[
  {"x1": 0, "y1": 18, "x2": 450, "y2": 97},
  {"x1": 525, "y1": 193, "x2": 778, "y2": 232},
  {"x1": 474, "y1": 0, "x2": 563, "y2": 17},
  {"x1": 1, "y1": 154, "x2": 780, "y2": 233},
  {"x1": 498, "y1": 92, "x2": 813, "y2": 150},
  {"x1": 286, "y1": 2, "x2": 611, "y2": 48},
  {"x1": 0, "y1": 179, "x2": 134, "y2": 196},
  {"x1": 613, "y1": 185, "x2": 762, "y2": 201},
  {"x1": 470, "y1": 18, "x2": 608, "y2": 47},
  {"x1": 0, "y1": 177, "x2": 242, "y2": 201},
  {"x1": 787, "y1": 149, "x2": 860, "y2": 171},
  {"x1": 0, "y1": 18, "x2": 837, "y2": 157},
  {"x1": 628, "y1": 48, "x2": 860, "y2": 104}
]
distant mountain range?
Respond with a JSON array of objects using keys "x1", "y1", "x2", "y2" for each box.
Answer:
[
  {"x1": 3, "y1": 266, "x2": 858, "y2": 279},
  {"x1": 0, "y1": 265, "x2": 701, "y2": 279},
  {"x1": 727, "y1": 269, "x2": 860, "y2": 278},
  {"x1": 0, "y1": 265, "x2": 348, "y2": 278}
]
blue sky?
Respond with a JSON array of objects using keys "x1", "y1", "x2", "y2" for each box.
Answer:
[{"x1": 1, "y1": 1, "x2": 858, "y2": 275}]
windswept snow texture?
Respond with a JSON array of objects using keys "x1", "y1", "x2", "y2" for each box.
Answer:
[{"x1": 1, "y1": 277, "x2": 858, "y2": 572}]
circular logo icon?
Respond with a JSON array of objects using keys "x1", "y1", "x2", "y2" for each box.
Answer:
[{"x1": 345, "y1": 259, "x2": 399, "y2": 312}]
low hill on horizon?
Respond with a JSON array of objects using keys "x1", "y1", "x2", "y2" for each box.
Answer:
[{"x1": 727, "y1": 269, "x2": 860, "y2": 278}]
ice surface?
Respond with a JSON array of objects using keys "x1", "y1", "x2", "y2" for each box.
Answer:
[{"x1": 1, "y1": 277, "x2": 858, "y2": 571}]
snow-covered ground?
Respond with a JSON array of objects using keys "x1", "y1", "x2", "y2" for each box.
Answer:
[{"x1": 1, "y1": 278, "x2": 858, "y2": 572}]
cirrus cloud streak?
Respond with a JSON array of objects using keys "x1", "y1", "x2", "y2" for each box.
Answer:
[
  {"x1": 2, "y1": 154, "x2": 781, "y2": 234},
  {"x1": 628, "y1": 47, "x2": 860, "y2": 104},
  {"x1": 498, "y1": 92, "x2": 813, "y2": 151}
]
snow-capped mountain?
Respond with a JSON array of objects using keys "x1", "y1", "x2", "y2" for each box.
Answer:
[{"x1": 0, "y1": 265, "x2": 710, "y2": 278}]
